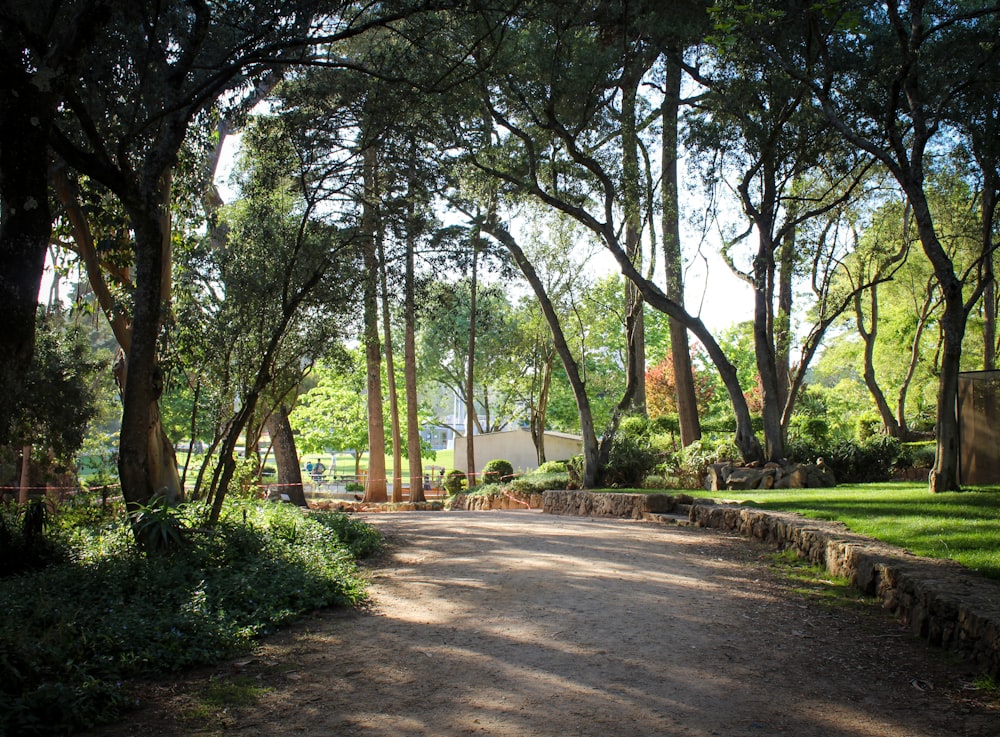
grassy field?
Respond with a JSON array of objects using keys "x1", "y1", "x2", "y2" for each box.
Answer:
[
  {"x1": 297, "y1": 449, "x2": 455, "y2": 483},
  {"x1": 719, "y1": 482, "x2": 1000, "y2": 580}
]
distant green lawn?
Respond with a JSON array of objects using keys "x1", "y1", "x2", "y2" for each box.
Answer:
[
  {"x1": 299, "y1": 449, "x2": 455, "y2": 482},
  {"x1": 719, "y1": 483, "x2": 1000, "y2": 580}
]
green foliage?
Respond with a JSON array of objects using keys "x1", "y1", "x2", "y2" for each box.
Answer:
[
  {"x1": 0, "y1": 500, "x2": 378, "y2": 735},
  {"x1": 10, "y1": 316, "x2": 103, "y2": 470},
  {"x1": 0, "y1": 501, "x2": 65, "y2": 576},
  {"x1": 506, "y1": 472, "x2": 571, "y2": 494},
  {"x1": 668, "y1": 436, "x2": 741, "y2": 489},
  {"x1": 600, "y1": 415, "x2": 660, "y2": 488},
  {"x1": 854, "y1": 413, "x2": 882, "y2": 443},
  {"x1": 536, "y1": 460, "x2": 568, "y2": 473},
  {"x1": 786, "y1": 435, "x2": 907, "y2": 483},
  {"x1": 481, "y1": 459, "x2": 514, "y2": 485},
  {"x1": 444, "y1": 469, "x2": 467, "y2": 495}
]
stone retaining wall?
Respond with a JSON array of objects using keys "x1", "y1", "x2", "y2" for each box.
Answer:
[
  {"x1": 447, "y1": 490, "x2": 544, "y2": 511},
  {"x1": 537, "y1": 490, "x2": 1000, "y2": 678},
  {"x1": 543, "y1": 490, "x2": 685, "y2": 519}
]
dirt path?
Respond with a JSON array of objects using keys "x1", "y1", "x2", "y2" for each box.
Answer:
[{"x1": 90, "y1": 510, "x2": 998, "y2": 736}]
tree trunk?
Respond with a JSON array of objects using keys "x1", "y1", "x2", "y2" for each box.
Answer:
[
  {"x1": 361, "y1": 147, "x2": 388, "y2": 503},
  {"x1": 621, "y1": 59, "x2": 647, "y2": 416},
  {"x1": 403, "y1": 146, "x2": 425, "y2": 503},
  {"x1": 378, "y1": 233, "x2": 404, "y2": 502},
  {"x1": 982, "y1": 176, "x2": 997, "y2": 371},
  {"x1": 530, "y1": 354, "x2": 553, "y2": 466},
  {"x1": 118, "y1": 182, "x2": 183, "y2": 514},
  {"x1": 18, "y1": 444, "x2": 32, "y2": 505},
  {"x1": 775, "y1": 229, "x2": 794, "y2": 414},
  {"x1": 905, "y1": 190, "x2": 965, "y2": 492},
  {"x1": 661, "y1": 53, "x2": 701, "y2": 446},
  {"x1": 465, "y1": 235, "x2": 479, "y2": 488},
  {"x1": 265, "y1": 403, "x2": 306, "y2": 506},
  {"x1": 855, "y1": 289, "x2": 902, "y2": 437},
  {"x1": 483, "y1": 218, "x2": 604, "y2": 488},
  {"x1": 0, "y1": 85, "x2": 53, "y2": 444}
]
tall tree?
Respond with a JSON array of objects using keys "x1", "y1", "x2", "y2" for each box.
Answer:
[
  {"x1": 461, "y1": 2, "x2": 765, "y2": 466},
  {"x1": 741, "y1": 0, "x2": 1000, "y2": 490}
]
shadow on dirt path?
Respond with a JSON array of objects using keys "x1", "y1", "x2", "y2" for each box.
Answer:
[{"x1": 86, "y1": 510, "x2": 998, "y2": 736}]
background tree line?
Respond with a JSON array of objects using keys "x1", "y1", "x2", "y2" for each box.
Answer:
[{"x1": 1, "y1": 0, "x2": 998, "y2": 540}]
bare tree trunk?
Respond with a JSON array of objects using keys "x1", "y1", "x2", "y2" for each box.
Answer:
[
  {"x1": 982, "y1": 177, "x2": 997, "y2": 371},
  {"x1": 118, "y1": 179, "x2": 183, "y2": 515},
  {"x1": 465, "y1": 236, "x2": 479, "y2": 489},
  {"x1": 906, "y1": 190, "x2": 968, "y2": 493},
  {"x1": 403, "y1": 143, "x2": 425, "y2": 502},
  {"x1": 378, "y1": 233, "x2": 404, "y2": 502},
  {"x1": 483, "y1": 218, "x2": 603, "y2": 488},
  {"x1": 361, "y1": 146, "x2": 388, "y2": 503},
  {"x1": 621, "y1": 59, "x2": 646, "y2": 416},
  {"x1": 775, "y1": 229, "x2": 794, "y2": 413},
  {"x1": 265, "y1": 404, "x2": 306, "y2": 506},
  {"x1": 855, "y1": 288, "x2": 902, "y2": 437},
  {"x1": 661, "y1": 53, "x2": 701, "y2": 446},
  {"x1": 0, "y1": 75, "x2": 54, "y2": 445},
  {"x1": 18, "y1": 444, "x2": 31, "y2": 505}
]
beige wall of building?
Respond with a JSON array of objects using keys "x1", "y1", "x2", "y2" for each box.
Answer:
[{"x1": 453, "y1": 427, "x2": 582, "y2": 478}]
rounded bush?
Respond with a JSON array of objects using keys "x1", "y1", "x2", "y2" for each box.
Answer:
[
  {"x1": 444, "y1": 469, "x2": 467, "y2": 495},
  {"x1": 481, "y1": 459, "x2": 514, "y2": 485},
  {"x1": 536, "y1": 460, "x2": 568, "y2": 474}
]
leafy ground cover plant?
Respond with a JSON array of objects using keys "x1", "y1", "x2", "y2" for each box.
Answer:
[{"x1": 0, "y1": 498, "x2": 380, "y2": 736}]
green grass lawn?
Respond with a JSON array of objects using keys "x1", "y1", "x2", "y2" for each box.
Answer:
[
  {"x1": 719, "y1": 482, "x2": 1000, "y2": 580},
  {"x1": 298, "y1": 449, "x2": 455, "y2": 483}
]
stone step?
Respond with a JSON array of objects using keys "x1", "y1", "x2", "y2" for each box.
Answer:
[{"x1": 643, "y1": 511, "x2": 692, "y2": 526}]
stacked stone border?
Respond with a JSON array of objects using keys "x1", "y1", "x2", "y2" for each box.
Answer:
[{"x1": 542, "y1": 490, "x2": 1000, "y2": 679}]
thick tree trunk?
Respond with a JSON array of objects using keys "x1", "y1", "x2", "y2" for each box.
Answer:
[
  {"x1": 361, "y1": 147, "x2": 388, "y2": 503},
  {"x1": 18, "y1": 444, "x2": 32, "y2": 505},
  {"x1": 0, "y1": 85, "x2": 53, "y2": 444},
  {"x1": 982, "y1": 178, "x2": 997, "y2": 371},
  {"x1": 906, "y1": 191, "x2": 965, "y2": 492},
  {"x1": 265, "y1": 404, "x2": 306, "y2": 507},
  {"x1": 465, "y1": 238, "x2": 479, "y2": 488},
  {"x1": 118, "y1": 187, "x2": 183, "y2": 513},
  {"x1": 378, "y1": 234, "x2": 404, "y2": 502},
  {"x1": 403, "y1": 153, "x2": 425, "y2": 503},
  {"x1": 661, "y1": 55, "x2": 701, "y2": 446}
]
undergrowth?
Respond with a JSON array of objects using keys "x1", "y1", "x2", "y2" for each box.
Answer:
[{"x1": 0, "y1": 497, "x2": 381, "y2": 736}]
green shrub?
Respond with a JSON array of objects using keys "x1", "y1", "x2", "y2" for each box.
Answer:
[
  {"x1": 536, "y1": 460, "x2": 568, "y2": 474},
  {"x1": 670, "y1": 437, "x2": 740, "y2": 488},
  {"x1": 0, "y1": 500, "x2": 378, "y2": 736},
  {"x1": 855, "y1": 413, "x2": 882, "y2": 443},
  {"x1": 507, "y1": 471, "x2": 570, "y2": 494},
  {"x1": 905, "y1": 442, "x2": 936, "y2": 469},
  {"x1": 787, "y1": 435, "x2": 905, "y2": 483},
  {"x1": 482, "y1": 459, "x2": 515, "y2": 485},
  {"x1": 600, "y1": 416, "x2": 660, "y2": 487},
  {"x1": 444, "y1": 469, "x2": 466, "y2": 495},
  {"x1": 0, "y1": 501, "x2": 65, "y2": 577}
]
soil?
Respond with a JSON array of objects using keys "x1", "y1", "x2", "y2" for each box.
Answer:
[{"x1": 85, "y1": 510, "x2": 1000, "y2": 737}]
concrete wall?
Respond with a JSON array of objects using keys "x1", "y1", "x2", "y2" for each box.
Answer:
[{"x1": 453, "y1": 427, "x2": 582, "y2": 477}]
